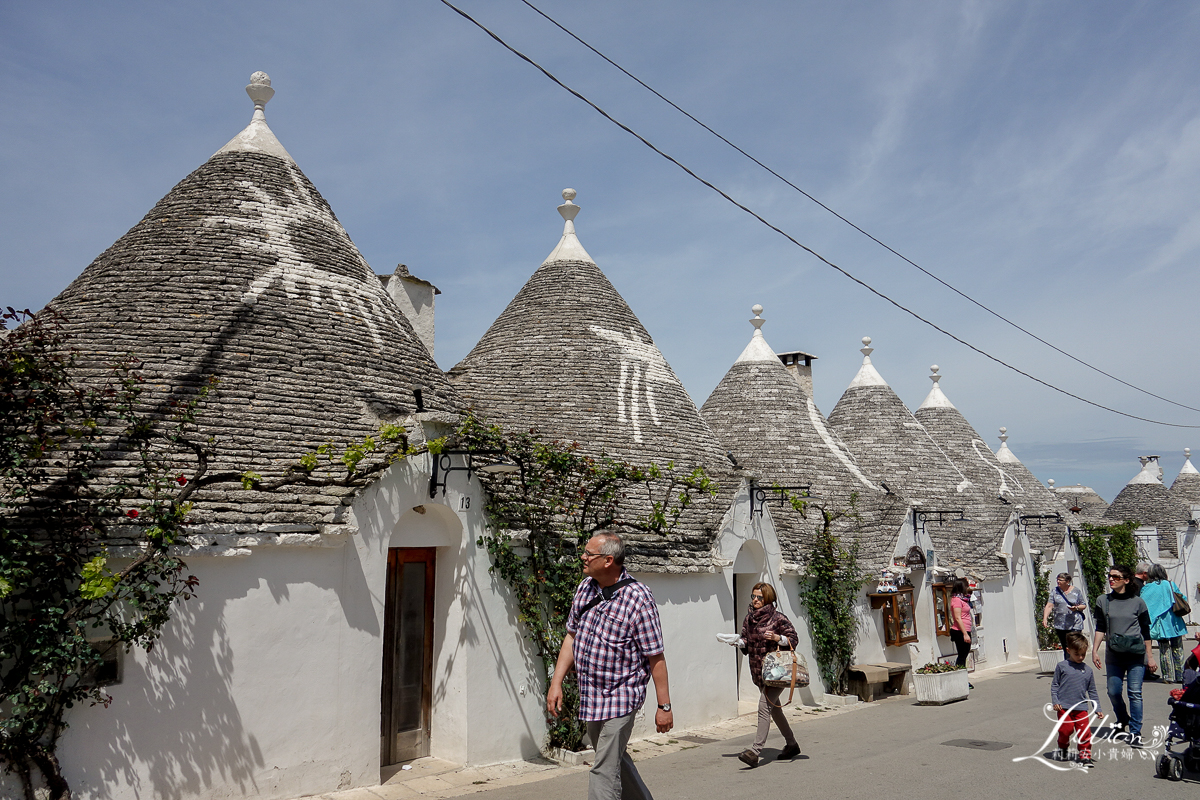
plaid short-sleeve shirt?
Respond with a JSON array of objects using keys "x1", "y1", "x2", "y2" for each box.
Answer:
[{"x1": 566, "y1": 571, "x2": 664, "y2": 721}]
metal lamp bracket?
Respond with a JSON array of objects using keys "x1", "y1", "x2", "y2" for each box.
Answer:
[{"x1": 749, "y1": 484, "x2": 814, "y2": 518}]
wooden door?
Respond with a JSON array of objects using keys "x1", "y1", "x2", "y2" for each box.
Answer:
[{"x1": 380, "y1": 547, "x2": 435, "y2": 766}]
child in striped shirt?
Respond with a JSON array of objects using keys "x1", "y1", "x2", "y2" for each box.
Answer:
[{"x1": 1051, "y1": 631, "x2": 1100, "y2": 766}]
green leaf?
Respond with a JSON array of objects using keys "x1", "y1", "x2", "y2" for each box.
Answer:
[{"x1": 79, "y1": 555, "x2": 118, "y2": 600}]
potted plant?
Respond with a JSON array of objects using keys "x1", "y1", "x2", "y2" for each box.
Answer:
[
  {"x1": 1037, "y1": 642, "x2": 1063, "y2": 673},
  {"x1": 912, "y1": 662, "x2": 969, "y2": 705},
  {"x1": 1033, "y1": 560, "x2": 1063, "y2": 673}
]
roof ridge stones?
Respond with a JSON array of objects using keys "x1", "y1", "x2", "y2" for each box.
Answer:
[
  {"x1": 702, "y1": 311, "x2": 907, "y2": 572},
  {"x1": 448, "y1": 190, "x2": 731, "y2": 572},
  {"x1": 47, "y1": 73, "x2": 462, "y2": 528}
]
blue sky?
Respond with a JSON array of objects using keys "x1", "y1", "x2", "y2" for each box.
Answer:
[{"x1": 3, "y1": 1, "x2": 1199, "y2": 502}]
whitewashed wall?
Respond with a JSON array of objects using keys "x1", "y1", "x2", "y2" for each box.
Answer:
[{"x1": 40, "y1": 450, "x2": 545, "y2": 800}]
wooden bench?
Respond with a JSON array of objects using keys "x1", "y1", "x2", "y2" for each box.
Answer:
[{"x1": 847, "y1": 662, "x2": 911, "y2": 702}]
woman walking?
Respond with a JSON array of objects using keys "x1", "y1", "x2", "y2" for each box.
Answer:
[
  {"x1": 1092, "y1": 565, "x2": 1156, "y2": 744},
  {"x1": 729, "y1": 583, "x2": 802, "y2": 768},
  {"x1": 1141, "y1": 563, "x2": 1188, "y2": 683},
  {"x1": 1042, "y1": 572, "x2": 1086, "y2": 657}
]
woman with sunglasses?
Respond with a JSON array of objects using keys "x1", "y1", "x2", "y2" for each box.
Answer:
[
  {"x1": 1092, "y1": 564, "x2": 1156, "y2": 745},
  {"x1": 728, "y1": 583, "x2": 802, "y2": 768}
]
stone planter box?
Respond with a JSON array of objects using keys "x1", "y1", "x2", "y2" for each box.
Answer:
[
  {"x1": 547, "y1": 747, "x2": 595, "y2": 766},
  {"x1": 1038, "y1": 649, "x2": 1062, "y2": 673},
  {"x1": 912, "y1": 669, "x2": 970, "y2": 705}
]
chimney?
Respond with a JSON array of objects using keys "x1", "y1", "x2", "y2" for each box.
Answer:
[
  {"x1": 379, "y1": 264, "x2": 440, "y2": 358},
  {"x1": 776, "y1": 350, "x2": 817, "y2": 397}
]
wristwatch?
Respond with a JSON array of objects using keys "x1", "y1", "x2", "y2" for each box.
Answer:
[{"x1": 658, "y1": 703, "x2": 672, "y2": 712}]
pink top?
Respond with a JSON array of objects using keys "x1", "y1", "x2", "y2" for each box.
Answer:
[{"x1": 950, "y1": 596, "x2": 972, "y2": 633}]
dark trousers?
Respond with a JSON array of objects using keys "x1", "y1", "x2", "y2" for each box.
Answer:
[{"x1": 950, "y1": 628, "x2": 971, "y2": 668}]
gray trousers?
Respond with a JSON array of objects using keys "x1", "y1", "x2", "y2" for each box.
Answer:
[
  {"x1": 586, "y1": 711, "x2": 653, "y2": 800},
  {"x1": 752, "y1": 685, "x2": 797, "y2": 754}
]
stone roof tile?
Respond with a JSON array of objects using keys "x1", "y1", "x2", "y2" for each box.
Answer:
[{"x1": 48, "y1": 77, "x2": 462, "y2": 526}]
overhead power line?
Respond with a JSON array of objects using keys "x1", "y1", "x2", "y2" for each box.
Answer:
[
  {"x1": 438, "y1": 0, "x2": 1200, "y2": 429},
  {"x1": 518, "y1": 0, "x2": 1200, "y2": 417}
]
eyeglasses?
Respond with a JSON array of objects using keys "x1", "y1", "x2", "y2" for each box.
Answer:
[
  {"x1": 750, "y1": 594, "x2": 765, "y2": 602},
  {"x1": 581, "y1": 550, "x2": 606, "y2": 561},
  {"x1": 1108, "y1": 574, "x2": 1125, "y2": 581}
]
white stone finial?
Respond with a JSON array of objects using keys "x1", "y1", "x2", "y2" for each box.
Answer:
[
  {"x1": 1187, "y1": 448, "x2": 1192, "y2": 459},
  {"x1": 860, "y1": 336, "x2": 873, "y2": 359},
  {"x1": 558, "y1": 189, "x2": 580, "y2": 223},
  {"x1": 917, "y1": 364, "x2": 955, "y2": 410},
  {"x1": 543, "y1": 188, "x2": 594, "y2": 265},
  {"x1": 246, "y1": 72, "x2": 275, "y2": 120},
  {"x1": 999, "y1": 427, "x2": 1008, "y2": 443},
  {"x1": 750, "y1": 305, "x2": 765, "y2": 332},
  {"x1": 1048, "y1": 478, "x2": 1055, "y2": 489},
  {"x1": 215, "y1": 71, "x2": 293, "y2": 162}
]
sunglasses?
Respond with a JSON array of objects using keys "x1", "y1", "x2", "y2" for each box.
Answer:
[{"x1": 1108, "y1": 574, "x2": 1125, "y2": 581}]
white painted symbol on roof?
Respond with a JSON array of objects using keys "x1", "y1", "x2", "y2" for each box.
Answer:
[
  {"x1": 589, "y1": 326, "x2": 670, "y2": 444},
  {"x1": 205, "y1": 164, "x2": 398, "y2": 349},
  {"x1": 972, "y1": 439, "x2": 1021, "y2": 497}
]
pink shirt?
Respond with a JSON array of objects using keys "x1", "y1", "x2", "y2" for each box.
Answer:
[{"x1": 950, "y1": 596, "x2": 972, "y2": 633}]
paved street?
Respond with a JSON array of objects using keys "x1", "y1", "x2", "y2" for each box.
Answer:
[{"x1": 319, "y1": 662, "x2": 1198, "y2": 800}]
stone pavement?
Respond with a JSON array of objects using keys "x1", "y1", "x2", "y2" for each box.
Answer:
[
  {"x1": 307, "y1": 659, "x2": 1199, "y2": 800},
  {"x1": 306, "y1": 666, "x2": 981, "y2": 800}
]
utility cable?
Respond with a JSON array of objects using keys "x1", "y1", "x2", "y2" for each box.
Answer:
[
  {"x1": 518, "y1": 0, "x2": 1200, "y2": 416},
  {"x1": 438, "y1": 0, "x2": 1200, "y2": 429}
]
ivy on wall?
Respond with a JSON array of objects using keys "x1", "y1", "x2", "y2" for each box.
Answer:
[
  {"x1": 1032, "y1": 555, "x2": 1059, "y2": 650},
  {"x1": 1075, "y1": 526, "x2": 1111, "y2": 605},
  {"x1": 457, "y1": 414, "x2": 717, "y2": 752},
  {"x1": 796, "y1": 496, "x2": 869, "y2": 695}
]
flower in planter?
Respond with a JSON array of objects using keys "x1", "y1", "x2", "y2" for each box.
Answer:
[{"x1": 915, "y1": 661, "x2": 965, "y2": 674}]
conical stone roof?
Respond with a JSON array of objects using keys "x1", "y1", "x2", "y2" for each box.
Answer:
[
  {"x1": 1171, "y1": 449, "x2": 1200, "y2": 509},
  {"x1": 828, "y1": 340, "x2": 1007, "y2": 576},
  {"x1": 701, "y1": 311, "x2": 907, "y2": 571},
  {"x1": 912, "y1": 367, "x2": 1047, "y2": 578},
  {"x1": 992, "y1": 428, "x2": 1069, "y2": 557},
  {"x1": 1104, "y1": 457, "x2": 1191, "y2": 557},
  {"x1": 1049, "y1": 483, "x2": 1109, "y2": 528},
  {"x1": 448, "y1": 190, "x2": 732, "y2": 571},
  {"x1": 48, "y1": 73, "x2": 461, "y2": 529}
]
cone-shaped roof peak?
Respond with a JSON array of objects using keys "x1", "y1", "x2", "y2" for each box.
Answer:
[
  {"x1": 1181, "y1": 448, "x2": 1198, "y2": 476},
  {"x1": 735, "y1": 304, "x2": 777, "y2": 363},
  {"x1": 216, "y1": 71, "x2": 294, "y2": 162},
  {"x1": 995, "y1": 427, "x2": 1019, "y2": 463},
  {"x1": 1128, "y1": 455, "x2": 1164, "y2": 485},
  {"x1": 847, "y1": 336, "x2": 888, "y2": 388},
  {"x1": 48, "y1": 76, "x2": 460, "y2": 527},
  {"x1": 543, "y1": 188, "x2": 595, "y2": 265},
  {"x1": 918, "y1": 364, "x2": 956, "y2": 410}
]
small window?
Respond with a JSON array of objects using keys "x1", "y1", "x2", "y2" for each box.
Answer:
[
  {"x1": 81, "y1": 639, "x2": 122, "y2": 687},
  {"x1": 932, "y1": 583, "x2": 952, "y2": 637},
  {"x1": 869, "y1": 587, "x2": 919, "y2": 646}
]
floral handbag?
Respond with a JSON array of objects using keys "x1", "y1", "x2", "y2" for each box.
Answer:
[{"x1": 762, "y1": 650, "x2": 810, "y2": 707}]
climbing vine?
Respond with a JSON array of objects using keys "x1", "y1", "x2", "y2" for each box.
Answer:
[
  {"x1": 456, "y1": 414, "x2": 717, "y2": 751},
  {"x1": 1032, "y1": 555, "x2": 1058, "y2": 650},
  {"x1": 1106, "y1": 521, "x2": 1141, "y2": 572},
  {"x1": 796, "y1": 495, "x2": 869, "y2": 695},
  {"x1": 1075, "y1": 526, "x2": 1111, "y2": 605},
  {"x1": 0, "y1": 309, "x2": 217, "y2": 800}
]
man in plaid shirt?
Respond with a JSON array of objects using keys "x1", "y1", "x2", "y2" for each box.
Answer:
[{"x1": 548, "y1": 531, "x2": 673, "y2": 800}]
